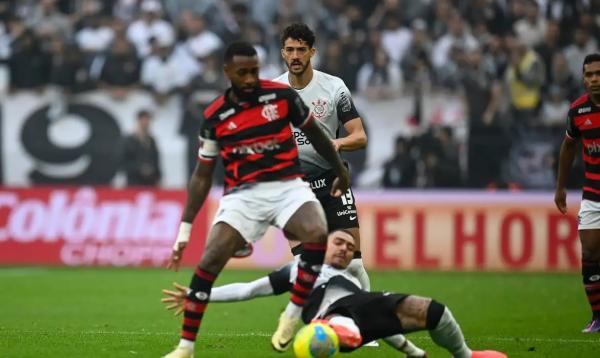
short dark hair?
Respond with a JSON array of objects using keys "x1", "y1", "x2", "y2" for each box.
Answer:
[
  {"x1": 137, "y1": 109, "x2": 152, "y2": 118},
  {"x1": 224, "y1": 41, "x2": 257, "y2": 63},
  {"x1": 583, "y1": 53, "x2": 600, "y2": 72},
  {"x1": 281, "y1": 23, "x2": 315, "y2": 48}
]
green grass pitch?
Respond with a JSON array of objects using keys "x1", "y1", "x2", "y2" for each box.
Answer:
[{"x1": 1, "y1": 267, "x2": 599, "y2": 357}]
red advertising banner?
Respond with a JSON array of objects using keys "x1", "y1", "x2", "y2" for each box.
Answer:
[
  {"x1": 0, "y1": 187, "x2": 583, "y2": 271},
  {"x1": 0, "y1": 187, "x2": 209, "y2": 267},
  {"x1": 354, "y1": 192, "x2": 581, "y2": 272}
]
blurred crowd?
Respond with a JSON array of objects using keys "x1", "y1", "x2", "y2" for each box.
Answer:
[{"x1": 0, "y1": 0, "x2": 598, "y2": 189}]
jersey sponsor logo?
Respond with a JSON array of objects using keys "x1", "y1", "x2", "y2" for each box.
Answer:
[
  {"x1": 338, "y1": 92, "x2": 352, "y2": 112},
  {"x1": 590, "y1": 275, "x2": 600, "y2": 282},
  {"x1": 311, "y1": 98, "x2": 329, "y2": 120},
  {"x1": 231, "y1": 138, "x2": 281, "y2": 154},
  {"x1": 585, "y1": 118, "x2": 593, "y2": 126},
  {"x1": 585, "y1": 140, "x2": 600, "y2": 154},
  {"x1": 349, "y1": 215, "x2": 357, "y2": 220},
  {"x1": 293, "y1": 130, "x2": 310, "y2": 145},
  {"x1": 310, "y1": 178, "x2": 327, "y2": 190},
  {"x1": 579, "y1": 107, "x2": 592, "y2": 114},
  {"x1": 219, "y1": 108, "x2": 236, "y2": 121},
  {"x1": 261, "y1": 104, "x2": 280, "y2": 122},
  {"x1": 227, "y1": 121, "x2": 238, "y2": 130},
  {"x1": 337, "y1": 209, "x2": 357, "y2": 217},
  {"x1": 258, "y1": 93, "x2": 276, "y2": 103}
]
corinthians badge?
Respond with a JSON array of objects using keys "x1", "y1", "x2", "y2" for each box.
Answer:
[{"x1": 311, "y1": 98, "x2": 328, "y2": 120}]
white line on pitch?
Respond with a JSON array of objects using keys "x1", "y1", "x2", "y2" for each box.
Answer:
[{"x1": 5, "y1": 330, "x2": 600, "y2": 344}]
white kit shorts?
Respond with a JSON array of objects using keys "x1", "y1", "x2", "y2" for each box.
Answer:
[
  {"x1": 212, "y1": 178, "x2": 320, "y2": 242},
  {"x1": 578, "y1": 199, "x2": 600, "y2": 230}
]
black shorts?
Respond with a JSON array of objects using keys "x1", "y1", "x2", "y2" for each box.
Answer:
[
  {"x1": 324, "y1": 291, "x2": 408, "y2": 348},
  {"x1": 306, "y1": 170, "x2": 359, "y2": 231}
]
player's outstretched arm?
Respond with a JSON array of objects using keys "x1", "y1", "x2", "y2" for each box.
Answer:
[
  {"x1": 301, "y1": 117, "x2": 349, "y2": 197},
  {"x1": 210, "y1": 277, "x2": 275, "y2": 302},
  {"x1": 333, "y1": 117, "x2": 367, "y2": 152},
  {"x1": 161, "y1": 277, "x2": 275, "y2": 314},
  {"x1": 554, "y1": 137, "x2": 577, "y2": 214},
  {"x1": 168, "y1": 161, "x2": 216, "y2": 271}
]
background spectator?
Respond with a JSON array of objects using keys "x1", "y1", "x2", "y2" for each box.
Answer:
[
  {"x1": 122, "y1": 109, "x2": 162, "y2": 186},
  {"x1": 382, "y1": 136, "x2": 416, "y2": 188},
  {"x1": 3, "y1": 0, "x2": 600, "y2": 190}
]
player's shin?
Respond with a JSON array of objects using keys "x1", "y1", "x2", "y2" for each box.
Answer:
[
  {"x1": 178, "y1": 267, "x2": 218, "y2": 349},
  {"x1": 426, "y1": 301, "x2": 472, "y2": 358},
  {"x1": 383, "y1": 334, "x2": 426, "y2": 357},
  {"x1": 272, "y1": 242, "x2": 326, "y2": 351},
  {"x1": 285, "y1": 242, "x2": 326, "y2": 317},
  {"x1": 582, "y1": 260, "x2": 600, "y2": 319}
]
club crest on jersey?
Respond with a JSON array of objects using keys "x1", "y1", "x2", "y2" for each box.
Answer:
[
  {"x1": 261, "y1": 104, "x2": 280, "y2": 121},
  {"x1": 312, "y1": 99, "x2": 328, "y2": 120}
]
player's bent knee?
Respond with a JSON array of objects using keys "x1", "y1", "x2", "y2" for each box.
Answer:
[
  {"x1": 425, "y1": 299, "x2": 446, "y2": 330},
  {"x1": 396, "y1": 295, "x2": 432, "y2": 331}
]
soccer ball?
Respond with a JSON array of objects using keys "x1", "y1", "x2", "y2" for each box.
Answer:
[{"x1": 293, "y1": 322, "x2": 339, "y2": 358}]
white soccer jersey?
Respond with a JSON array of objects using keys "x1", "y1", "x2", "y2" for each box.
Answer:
[
  {"x1": 273, "y1": 70, "x2": 360, "y2": 177},
  {"x1": 286, "y1": 262, "x2": 362, "y2": 320},
  {"x1": 288, "y1": 263, "x2": 362, "y2": 290}
]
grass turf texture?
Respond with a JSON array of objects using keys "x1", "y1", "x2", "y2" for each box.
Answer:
[{"x1": 0, "y1": 268, "x2": 598, "y2": 357}]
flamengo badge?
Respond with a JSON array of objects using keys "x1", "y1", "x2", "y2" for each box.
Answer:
[{"x1": 261, "y1": 104, "x2": 280, "y2": 121}]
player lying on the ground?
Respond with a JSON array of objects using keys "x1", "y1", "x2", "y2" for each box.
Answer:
[
  {"x1": 162, "y1": 230, "x2": 506, "y2": 358},
  {"x1": 164, "y1": 229, "x2": 424, "y2": 357}
]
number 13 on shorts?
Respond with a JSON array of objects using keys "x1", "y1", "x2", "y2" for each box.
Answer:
[{"x1": 340, "y1": 188, "x2": 354, "y2": 205}]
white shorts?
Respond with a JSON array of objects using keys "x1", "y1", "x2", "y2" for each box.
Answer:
[
  {"x1": 212, "y1": 178, "x2": 320, "y2": 243},
  {"x1": 578, "y1": 199, "x2": 600, "y2": 230}
]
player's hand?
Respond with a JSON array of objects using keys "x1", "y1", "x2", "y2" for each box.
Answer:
[
  {"x1": 161, "y1": 282, "x2": 189, "y2": 316},
  {"x1": 168, "y1": 222, "x2": 192, "y2": 271},
  {"x1": 554, "y1": 188, "x2": 568, "y2": 214},
  {"x1": 331, "y1": 139, "x2": 341, "y2": 151},
  {"x1": 167, "y1": 242, "x2": 186, "y2": 272},
  {"x1": 331, "y1": 169, "x2": 350, "y2": 197}
]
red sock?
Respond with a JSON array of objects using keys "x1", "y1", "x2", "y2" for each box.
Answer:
[
  {"x1": 181, "y1": 267, "x2": 217, "y2": 341},
  {"x1": 290, "y1": 243, "x2": 326, "y2": 307}
]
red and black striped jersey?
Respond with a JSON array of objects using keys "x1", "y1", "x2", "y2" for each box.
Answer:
[
  {"x1": 198, "y1": 80, "x2": 311, "y2": 193},
  {"x1": 566, "y1": 93, "x2": 600, "y2": 201}
]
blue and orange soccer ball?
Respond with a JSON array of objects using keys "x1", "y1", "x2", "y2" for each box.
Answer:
[{"x1": 293, "y1": 322, "x2": 340, "y2": 358}]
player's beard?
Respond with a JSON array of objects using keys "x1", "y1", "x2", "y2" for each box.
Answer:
[
  {"x1": 288, "y1": 60, "x2": 310, "y2": 75},
  {"x1": 231, "y1": 84, "x2": 256, "y2": 101}
]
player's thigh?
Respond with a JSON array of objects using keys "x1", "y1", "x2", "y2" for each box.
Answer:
[
  {"x1": 283, "y1": 201, "x2": 328, "y2": 244},
  {"x1": 394, "y1": 295, "x2": 432, "y2": 332},
  {"x1": 200, "y1": 222, "x2": 246, "y2": 273},
  {"x1": 212, "y1": 189, "x2": 271, "y2": 243}
]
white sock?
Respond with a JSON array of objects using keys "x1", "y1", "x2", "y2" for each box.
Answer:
[
  {"x1": 384, "y1": 334, "x2": 426, "y2": 357},
  {"x1": 429, "y1": 308, "x2": 472, "y2": 358},
  {"x1": 347, "y1": 258, "x2": 371, "y2": 291},
  {"x1": 284, "y1": 301, "x2": 302, "y2": 318},
  {"x1": 178, "y1": 338, "x2": 194, "y2": 349},
  {"x1": 328, "y1": 315, "x2": 360, "y2": 334}
]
